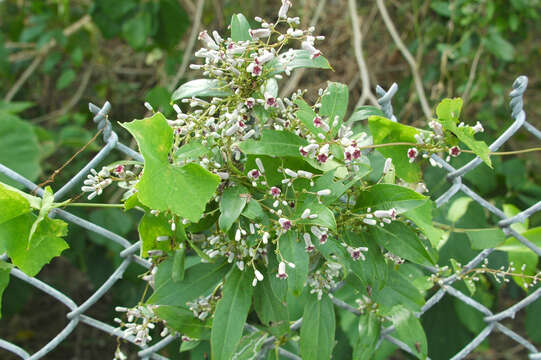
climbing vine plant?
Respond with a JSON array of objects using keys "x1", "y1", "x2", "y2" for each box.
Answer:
[{"x1": 1, "y1": 3, "x2": 539, "y2": 359}]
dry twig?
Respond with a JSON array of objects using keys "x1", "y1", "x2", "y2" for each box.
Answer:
[
  {"x1": 376, "y1": 0, "x2": 432, "y2": 120},
  {"x1": 348, "y1": 0, "x2": 379, "y2": 108},
  {"x1": 169, "y1": 0, "x2": 206, "y2": 92}
]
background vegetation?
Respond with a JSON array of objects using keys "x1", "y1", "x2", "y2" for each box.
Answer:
[{"x1": 0, "y1": 0, "x2": 540, "y2": 358}]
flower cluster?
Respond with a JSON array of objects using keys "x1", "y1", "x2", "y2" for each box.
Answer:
[{"x1": 114, "y1": 304, "x2": 166, "y2": 346}]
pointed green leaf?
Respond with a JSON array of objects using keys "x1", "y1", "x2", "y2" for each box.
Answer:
[
  {"x1": 300, "y1": 294, "x2": 336, "y2": 360},
  {"x1": 238, "y1": 129, "x2": 308, "y2": 158},
  {"x1": 355, "y1": 184, "x2": 427, "y2": 214},
  {"x1": 230, "y1": 14, "x2": 251, "y2": 42},
  {"x1": 253, "y1": 270, "x2": 289, "y2": 336},
  {"x1": 266, "y1": 50, "x2": 331, "y2": 75},
  {"x1": 389, "y1": 305, "x2": 427, "y2": 359},
  {"x1": 279, "y1": 231, "x2": 309, "y2": 296},
  {"x1": 319, "y1": 82, "x2": 348, "y2": 136},
  {"x1": 155, "y1": 305, "x2": 211, "y2": 339},
  {"x1": 121, "y1": 113, "x2": 220, "y2": 222},
  {"x1": 211, "y1": 267, "x2": 254, "y2": 360},
  {"x1": 370, "y1": 222, "x2": 436, "y2": 266},
  {"x1": 148, "y1": 260, "x2": 230, "y2": 307},
  {"x1": 353, "y1": 311, "x2": 381, "y2": 360},
  {"x1": 368, "y1": 116, "x2": 424, "y2": 182},
  {"x1": 172, "y1": 79, "x2": 232, "y2": 101},
  {"x1": 466, "y1": 228, "x2": 506, "y2": 250},
  {"x1": 219, "y1": 186, "x2": 249, "y2": 232}
]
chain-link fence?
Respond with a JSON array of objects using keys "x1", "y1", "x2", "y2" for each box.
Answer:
[{"x1": 0, "y1": 75, "x2": 540, "y2": 360}]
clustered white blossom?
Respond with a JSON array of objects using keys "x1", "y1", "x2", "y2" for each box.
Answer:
[
  {"x1": 114, "y1": 304, "x2": 167, "y2": 346},
  {"x1": 307, "y1": 262, "x2": 342, "y2": 300},
  {"x1": 81, "y1": 164, "x2": 139, "y2": 200},
  {"x1": 406, "y1": 119, "x2": 485, "y2": 165}
]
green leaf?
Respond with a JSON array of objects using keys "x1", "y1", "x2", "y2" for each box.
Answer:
[
  {"x1": 238, "y1": 129, "x2": 307, "y2": 158},
  {"x1": 319, "y1": 82, "x2": 348, "y2": 136},
  {"x1": 121, "y1": 113, "x2": 220, "y2": 222},
  {"x1": 148, "y1": 260, "x2": 230, "y2": 307},
  {"x1": 56, "y1": 69, "x2": 76, "y2": 90},
  {"x1": 0, "y1": 114, "x2": 41, "y2": 185},
  {"x1": 172, "y1": 246, "x2": 186, "y2": 282},
  {"x1": 389, "y1": 305, "x2": 427, "y2": 359},
  {"x1": 253, "y1": 272, "x2": 289, "y2": 336},
  {"x1": 294, "y1": 199, "x2": 336, "y2": 231},
  {"x1": 0, "y1": 260, "x2": 12, "y2": 319},
  {"x1": 171, "y1": 79, "x2": 232, "y2": 101},
  {"x1": 27, "y1": 186, "x2": 55, "y2": 248},
  {"x1": 295, "y1": 98, "x2": 324, "y2": 136},
  {"x1": 138, "y1": 212, "x2": 173, "y2": 257},
  {"x1": 279, "y1": 231, "x2": 309, "y2": 296},
  {"x1": 373, "y1": 269, "x2": 425, "y2": 314},
  {"x1": 430, "y1": 2, "x2": 451, "y2": 17},
  {"x1": 230, "y1": 14, "x2": 251, "y2": 42},
  {"x1": 483, "y1": 31, "x2": 515, "y2": 61},
  {"x1": 233, "y1": 331, "x2": 269, "y2": 360},
  {"x1": 266, "y1": 50, "x2": 332, "y2": 75},
  {"x1": 436, "y1": 98, "x2": 491, "y2": 167},
  {"x1": 447, "y1": 197, "x2": 473, "y2": 223},
  {"x1": 155, "y1": 0, "x2": 190, "y2": 50},
  {"x1": 344, "y1": 231, "x2": 388, "y2": 290},
  {"x1": 355, "y1": 184, "x2": 427, "y2": 214},
  {"x1": 404, "y1": 201, "x2": 445, "y2": 249},
  {"x1": 466, "y1": 228, "x2": 506, "y2": 250},
  {"x1": 175, "y1": 141, "x2": 209, "y2": 163},
  {"x1": 241, "y1": 200, "x2": 268, "y2": 224},
  {"x1": 211, "y1": 267, "x2": 254, "y2": 360},
  {"x1": 353, "y1": 311, "x2": 381, "y2": 360},
  {"x1": 0, "y1": 213, "x2": 68, "y2": 277},
  {"x1": 368, "y1": 116, "x2": 423, "y2": 182},
  {"x1": 348, "y1": 106, "x2": 385, "y2": 123},
  {"x1": 219, "y1": 186, "x2": 249, "y2": 232},
  {"x1": 155, "y1": 305, "x2": 211, "y2": 339},
  {"x1": 0, "y1": 183, "x2": 31, "y2": 224},
  {"x1": 503, "y1": 204, "x2": 529, "y2": 234},
  {"x1": 122, "y1": 11, "x2": 151, "y2": 49},
  {"x1": 300, "y1": 294, "x2": 336, "y2": 360},
  {"x1": 370, "y1": 222, "x2": 436, "y2": 266}
]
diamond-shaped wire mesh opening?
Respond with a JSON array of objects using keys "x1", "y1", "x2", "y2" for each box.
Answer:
[{"x1": 0, "y1": 75, "x2": 539, "y2": 359}]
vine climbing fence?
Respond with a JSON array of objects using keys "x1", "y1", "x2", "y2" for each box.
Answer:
[{"x1": 1, "y1": 75, "x2": 540, "y2": 360}]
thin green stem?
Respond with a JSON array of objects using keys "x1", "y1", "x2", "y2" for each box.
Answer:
[{"x1": 64, "y1": 202, "x2": 125, "y2": 208}]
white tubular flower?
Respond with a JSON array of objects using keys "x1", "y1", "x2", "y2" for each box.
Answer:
[
  {"x1": 301, "y1": 40, "x2": 321, "y2": 59},
  {"x1": 363, "y1": 218, "x2": 377, "y2": 226},
  {"x1": 347, "y1": 246, "x2": 368, "y2": 261},
  {"x1": 254, "y1": 269, "x2": 264, "y2": 281},
  {"x1": 301, "y1": 208, "x2": 311, "y2": 219},
  {"x1": 277, "y1": 261, "x2": 288, "y2": 278},
  {"x1": 284, "y1": 168, "x2": 298, "y2": 177},
  {"x1": 278, "y1": 0, "x2": 292, "y2": 19},
  {"x1": 235, "y1": 228, "x2": 242, "y2": 241},
  {"x1": 297, "y1": 170, "x2": 313, "y2": 178},
  {"x1": 429, "y1": 120, "x2": 443, "y2": 136},
  {"x1": 304, "y1": 233, "x2": 315, "y2": 252},
  {"x1": 256, "y1": 51, "x2": 275, "y2": 64},
  {"x1": 383, "y1": 158, "x2": 393, "y2": 174},
  {"x1": 144, "y1": 102, "x2": 154, "y2": 112},
  {"x1": 472, "y1": 121, "x2": 484, "y2": 133},
  {"x1": 246, "y1": 61, "x2": 263, "y2": 76},
  {"x1": 255, "y1": 158, "x2": 265, "y2": 173},
  {"x1": 212, "y1": 30, "x2": 223, "y2": 44},
  {"x1": 262, "y1": 232, "x2": 270, "y2": 244},
  {"x1": 407, "y1": 148, "x2": 418, "y2": 163},
  {"x1": 249, "y1": 28, "x2": 271, "y2": 39},
  {"x1": 198, "y1": 30, "x2": 219, "y2": 50},
  {"x1": 317, "y1": 189, "x2": 331, "y2": 196}
]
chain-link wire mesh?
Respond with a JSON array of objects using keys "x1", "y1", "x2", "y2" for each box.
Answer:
[{"x1": 0, "y1": 75, "x2": 540, "y2": 360}]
